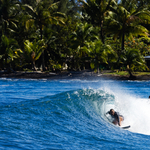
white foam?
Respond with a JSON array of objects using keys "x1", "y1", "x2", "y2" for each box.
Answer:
[
  {"x1": 103, "y1": 87, "x2": 150, "y2": 135},
  {"x1": 118, "y1": 96, "x2": 150, "y2": 135}
]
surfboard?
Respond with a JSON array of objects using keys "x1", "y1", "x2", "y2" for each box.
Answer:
[{"x1": 121, "y1": 125, "x2": 130, "y2": 129}]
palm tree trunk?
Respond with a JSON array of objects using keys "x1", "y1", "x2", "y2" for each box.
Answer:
[
  {"x1": 127, "y1": 65, "x2": 136, "y2": 79},
  {"x1": 95, "y1": 55, "x2": 99, "y2": 74},
  {"x1": 117, "y1": 24, "x2": 125, "y2": 68},
  {"x1": 121, "y1": 24, "x2": 125, "y2": 51},
  {"x1": 128, "y1": 69, "x2": 136, "y2": 79},
  {"x1": 4, "y1": 20, "x2": 8, "y2": 70},
  {"x1": 4, "y1": 53, "x2": 8, "y2": 70},
  {"x1": 121, "y1": 32, "x2": 125, "y2": 51},
  {"x1": 32, "y1": 60, "x2": 37, "y2": 71},
  {"x1": 100, "y1": 21, "x2": 105, "y2": 44},
  {"x1": 40, "y1": 24, "x2": 46, "y2": 71}
]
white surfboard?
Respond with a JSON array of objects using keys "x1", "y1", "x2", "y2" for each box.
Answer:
[{"x1": 121, "y1": 125, "x2": 131, "y2": 129}]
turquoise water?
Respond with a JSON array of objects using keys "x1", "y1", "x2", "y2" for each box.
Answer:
[{"x1": 0, "y1": 78, "x2": 150, "y2": 149}]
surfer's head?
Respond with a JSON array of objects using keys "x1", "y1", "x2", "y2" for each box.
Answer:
[{"x1": 109, "y1": 109, "x2": 115, "y2": 115}]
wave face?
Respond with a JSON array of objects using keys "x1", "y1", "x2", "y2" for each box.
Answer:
[{"x1": 0, "y1": 79, "x2": 150, "y2": 149}]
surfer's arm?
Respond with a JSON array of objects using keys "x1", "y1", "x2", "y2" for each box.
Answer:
[
  {"x1": 117, "y1": 116, "x2": 121, "y2": 126},
  {"x1": 106, "y1": 111, "x2": 109, "y2": 115},
  {"x1": 115, "y1": 113, "x2": 121, "y2": 126}
]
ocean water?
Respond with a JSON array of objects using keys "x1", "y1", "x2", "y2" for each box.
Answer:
[{"x1": 0, "y1": 78, "x2": 150, "y2": 149}]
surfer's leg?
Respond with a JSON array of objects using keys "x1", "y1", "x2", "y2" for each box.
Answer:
[
  {"x1": 112, "y1": 119, "x2": 118, "y2": 125},
  {"x1": 119, "y1": 116, "x2": 124, "y2": 126},
  {"x1": 119, "y1": 116, "x2": 124, "y2": 121},
  {"x1": 113, "y1": 116, "x2": 124, "y2": 126}
]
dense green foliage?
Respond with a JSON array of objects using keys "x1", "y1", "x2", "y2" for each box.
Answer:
[{"x1": 0, "y1": 0, "x2": 150, "y2": 77}]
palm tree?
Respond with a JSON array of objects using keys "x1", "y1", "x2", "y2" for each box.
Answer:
[
  {"x1": 0, "y1": 0, "x2": 20, "y2": 69},
  {"x1": 0, "y1": 35, "x2": 21, "y2": 71},
  {"x1": 79, "y1": 0, "x2": 117, "y2": 44},
  {"x1": 72, "y1": 22, "x2": 97, "y2": 49},
  {"x1": 88, "y1": 40, "x2": 116, "y2": 73},
  {"x1": 122, "y1": 48, "x2": 147, "y2": 79},
  {"x1": 71, "y1": 22, "x2": 98, "y2": 70},
  {"x1": 23, "y1": 0, "x2": 65, "y2": 71},
  {"x1": 24, "y1": 39, "x2": 46, "y2": 70},
  {"x1": 0, "y1": 0, "x2": 20, "y2": 36},
  {"x1": 106, "y1": 0, "x2": 150, "y2": 52}
]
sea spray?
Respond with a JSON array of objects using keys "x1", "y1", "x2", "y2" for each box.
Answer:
[{"x1": 92, "y1": 86, "x2": 150, "y2": 135}]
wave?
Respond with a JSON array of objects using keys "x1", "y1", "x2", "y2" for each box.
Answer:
[
  {"x1": 1, "y1": 87, "x2": 150, "y2": 141},
  {"x1": 47, "y1": 88, "x2": 150, "y2": 135},
  {"x1": 1, "y1": 87, "x2": 150, "y2": 149}
]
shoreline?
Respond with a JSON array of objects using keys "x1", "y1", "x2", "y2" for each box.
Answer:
[{"x1": 0, "y1": 70, "x2": 150, "y2": 80}]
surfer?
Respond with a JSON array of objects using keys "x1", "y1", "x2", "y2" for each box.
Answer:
[{"x1": 106, "y1": 109, "x2": 124, "y2": 126}]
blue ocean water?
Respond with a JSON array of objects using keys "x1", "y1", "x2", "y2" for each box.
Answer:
[{"x1": 0, "y1": 78, "x2": 150, "y2": 149}]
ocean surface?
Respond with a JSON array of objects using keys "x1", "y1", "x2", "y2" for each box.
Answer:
[{"x1": 0, "y1": 77, "x2": 150, "y2": 149}]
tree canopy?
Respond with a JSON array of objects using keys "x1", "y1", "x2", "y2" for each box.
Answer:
[{"x1": 0, "y1": 0, "x2": 150, "y2": 77}]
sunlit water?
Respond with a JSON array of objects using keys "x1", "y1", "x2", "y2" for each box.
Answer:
[{"x1": 0, "y1": 78, "x2": 150, "y2": 149}]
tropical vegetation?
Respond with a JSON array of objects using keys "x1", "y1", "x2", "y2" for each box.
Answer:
[{"x1": 1, "y1": 0, "x2": 150, "y2": 78}]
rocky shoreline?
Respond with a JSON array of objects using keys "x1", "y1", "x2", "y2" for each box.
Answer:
[{"x1": 0, "y1": 70, "x2": 150, "y2": 80}]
